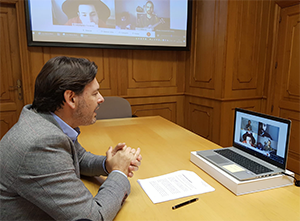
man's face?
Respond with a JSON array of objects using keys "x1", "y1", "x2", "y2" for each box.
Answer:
[
  {"x1": 78, "y1": 4, "x2": 99, "y2": 25},
  {"x1": 74, "y1": 78, "x2": 104, "y2": 126},
  {"x1": 145, "y1": 2, "x2": 153, "y2": 15}
]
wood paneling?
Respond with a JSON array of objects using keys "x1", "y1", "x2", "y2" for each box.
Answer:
[
  {"x1": 0, "y1": 1, "x2": 24, "y2": 138},
  {"x1": 275, "y1": 0, "x2": 300, "y2": 8},
  {"x1": 267, "y1": 3, "x2": 300, "y2": 174},
  {"x1": 128, "y1": 96, "x2": 184, "y2": 126},
  {"x1": 280, "y1": 109, "x2": 300, "y2": 173},
  {"x1": 185, "y1": 0, "x2": 274, "y2": 146},
  {"x1": 225, "y1": 0, "x2": 272, "y2": 98},
  {"x1": 187, "y1": 0, "x2": 227, "y2": 98}
]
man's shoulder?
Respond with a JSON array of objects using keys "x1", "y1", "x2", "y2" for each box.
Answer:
[{"x1": 2, "y1": 105, "x2": 64, "y2": 143}]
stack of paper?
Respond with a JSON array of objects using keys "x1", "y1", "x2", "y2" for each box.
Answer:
[{"x1": 137, "y1": 170, "x2": 215, "y2": 204}]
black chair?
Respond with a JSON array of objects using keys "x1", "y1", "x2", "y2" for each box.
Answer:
[{"x1": 95, "y1": 96, "x2": 133, "y2": 120}]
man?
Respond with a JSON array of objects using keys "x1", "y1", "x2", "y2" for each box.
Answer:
[
  {"x1": 137, "y1": 1, "x2": 163, "y2": 30},
  {"x1": 62, "y1": 0, "x2": 110, "y2": 27},
  {"x1": 0, "y1": 56, "x2": 142, "y2": 220},
  {"x1": 245, "y1": 120, "x2": 252, "y2": 131}
]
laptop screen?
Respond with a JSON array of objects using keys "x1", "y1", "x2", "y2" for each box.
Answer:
[{"x1": 233, "y1": 108, "x2": 291, "y2": 169}]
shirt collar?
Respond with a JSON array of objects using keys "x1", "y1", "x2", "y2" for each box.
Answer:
[{"x1": 51, "y1": 113, "x2": 80, "y2": 143}]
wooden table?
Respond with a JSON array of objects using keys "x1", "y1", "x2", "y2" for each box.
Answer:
[{"x1": 78, "y1": 116, "x2": 300, "y2": 221}]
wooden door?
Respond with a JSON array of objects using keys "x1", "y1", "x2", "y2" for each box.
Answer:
[
  {"x1": 268, "y1": 3, "x2": 300, "y2": 174},
  {"x1": 0, "y1": 2, "x2": 24, "y2": 139}
]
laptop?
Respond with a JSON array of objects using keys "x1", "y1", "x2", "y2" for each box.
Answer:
[{"x1": 197, "y1": 108, "x2": 291, "y2": 181}]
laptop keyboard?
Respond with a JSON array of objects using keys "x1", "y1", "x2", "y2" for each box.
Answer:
[{"x1": 214, "y1": 149, "x2": 273, "y2": 175}]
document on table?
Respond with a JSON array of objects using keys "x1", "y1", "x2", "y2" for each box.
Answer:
[{"x1": 137, "y1": 170, "x2": 215, "y2": 204}]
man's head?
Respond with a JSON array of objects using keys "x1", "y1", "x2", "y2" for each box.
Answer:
[
  {"x1": 62, "y1": 0, "x2": 111, "y2": 23},
  {"x1": 32, "y1": 56, "x2": 98, "y2": 113},
  {"x1": 78, "y1": 4, "x2": 99, "y2": 25},
  {"x1": 32, "y1": 56, "x2": 104, "y2": 126},
  {"x1": 145, "y1": 1, "x2": 154, "y2": 15}
]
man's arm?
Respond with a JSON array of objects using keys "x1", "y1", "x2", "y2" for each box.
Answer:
[
  {"x1": 16, "y1": 138, "x2": 130, "y2": 221},
  {"x1": 76, "y1": 140, "x2": 108, "y2": 177},
  {"x1": 78, "y1": 142, "x2": 142, "y2": 178}
]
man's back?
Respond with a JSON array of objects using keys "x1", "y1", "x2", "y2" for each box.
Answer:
[{"x1": 0, "y1": 105, "x2": 73, "y2": 220}]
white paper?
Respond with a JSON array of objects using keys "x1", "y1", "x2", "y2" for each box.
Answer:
[{"x1": 137, "y1": 170, "x2": 215, "y2": 204}]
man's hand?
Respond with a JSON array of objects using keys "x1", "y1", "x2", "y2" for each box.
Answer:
[
  {"x1": 128, "y1": 147, "x2": 142, "y2": 177},
  {"x1": 106, "y1": 143, "x2": 142, "y2": 177}
]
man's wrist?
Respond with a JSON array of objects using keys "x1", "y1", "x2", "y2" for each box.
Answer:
[
  {"x1": 103, "y1": 157, "x2": 127, "y2": 178},
  {"x1": 111, "y1": 170, "x2": 127, "y2": 178}
]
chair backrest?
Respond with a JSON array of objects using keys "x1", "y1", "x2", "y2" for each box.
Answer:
[{"x1": 96, "y1": 96, "x2": 132, "y2": 120}]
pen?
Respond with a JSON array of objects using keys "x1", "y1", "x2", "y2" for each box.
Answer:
[{"x1": 172, "y1": 198, "x2": 199, "y2": 210}]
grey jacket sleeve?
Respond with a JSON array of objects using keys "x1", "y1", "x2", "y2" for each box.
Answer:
[
  {"x1": 15, "y1": 134, "x2": 130, "y2": 221},
  {"x1": 76, "y1": 140, "x2": 108, "y2": 177}
]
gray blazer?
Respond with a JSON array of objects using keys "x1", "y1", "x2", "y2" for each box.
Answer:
[{"x1": 0, "y1": 105, "x2": 130, "y2": 221}]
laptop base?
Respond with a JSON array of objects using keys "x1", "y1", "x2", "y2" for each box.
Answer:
[{"x1": 190, "y1": 151, "x2": 294, "y2": 196}]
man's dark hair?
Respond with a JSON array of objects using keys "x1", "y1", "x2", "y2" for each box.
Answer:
[{"x1": 32, "y1": 56, "x2": 98, "y2": 113}]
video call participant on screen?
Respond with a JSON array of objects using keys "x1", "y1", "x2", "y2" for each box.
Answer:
[
  {"x1": 0, "y1": 56, "x2": 142, "y2": 220},
  {"x1": 62, "y1": 0, "x2": 110, "y2": 28},
  {"x1": 242, "y1": 131, "x2": 256, "y2": 147},
  {"x1": 137, "y1": 1, "x2": 164, "y2": 30}
]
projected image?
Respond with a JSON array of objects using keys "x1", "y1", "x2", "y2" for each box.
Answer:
[
  {"x1": 52, "y1": 0, "x2": 170, "y2": 30},
  {"x1": 52, "y1": 0, "x2": 115, "y2": 27},
  {"x1": 28, "y1": 0, "x2": 188, "y2": 48},
  {"x1": 62, "y1": 0, "x2": 111, "y2": 28},
  {"x1": 135, "y1": 1, "x2": 169, "y2": 30}
]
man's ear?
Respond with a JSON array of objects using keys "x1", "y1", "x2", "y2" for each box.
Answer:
[{"x1": 64, "y1": 90, "x2": 76, "y2": 109}]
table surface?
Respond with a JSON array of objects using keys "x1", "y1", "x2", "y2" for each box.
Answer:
[{"x1": 78, "y1": 116, "x2": 300, "y2": 221}]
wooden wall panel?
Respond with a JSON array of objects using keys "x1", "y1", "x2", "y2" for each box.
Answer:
[
  {"x1": 185, "y1": 96, "x2": 221, "y2": 144},
  {"x1": 128, "y1": 96, "x2": 184, "y2": 126},
  {"x1": 187, "y1": 0, "x2": 228, "y2": 98},
  {"x1": 275, "y1": 0, "x2": 300, "y2": 8},
  {"x1": 267, "y1": 3, "x2": 300, "y2": 174},
  {"x1": 190, "y1": 1, "x2": 216, "y2": 90},
  {"x1": 224, "y1": 0, "x2": 273, "y2": 99},
  {"x1": 185, "y1": 0, "x2": 274, "y2": 148},
  {"x1": 231, "y1": 0, "x2": 261, "y2": 91},
  {"x1": 280, "y1": 108, "x2": 300, "y2": 173},
  {"x1": 128, "y1": 50, "x2": 176, "y2": 87},
  {"x1": 126, "y1": 50, "x2": 185, "y2": 96},
  {"x1": 0, "y1": 7, "x2": 14, "y2": 102},
  {"x1": 0, "y1": 1, "x2": 24, "y2": 138},
  {"x1": 280, "y1": 13, "x2": 299, "y2": 101},
  {"x1": 133, "y1": 103, "x2": 176, "y2": 123},
  {"x1": 187, "y1": 103, "x2": 213, "y2": 140}
]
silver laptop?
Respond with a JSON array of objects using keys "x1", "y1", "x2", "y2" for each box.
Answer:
[{"x1": 197, "y1": 108, "x2": 291, "y2": 181}]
